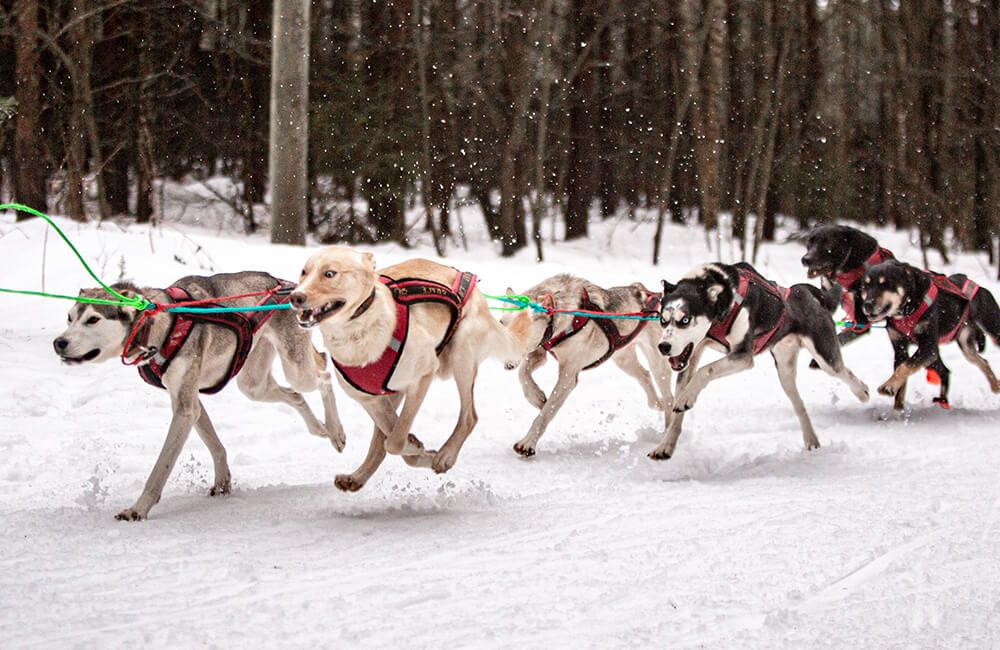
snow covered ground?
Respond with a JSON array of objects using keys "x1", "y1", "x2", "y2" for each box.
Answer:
[{"x1": 1, "y1": 200, "x2": 999, "y2": 648}]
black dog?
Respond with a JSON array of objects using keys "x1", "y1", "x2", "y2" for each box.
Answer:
[
  {"x1": 799, "y1": 225, "x2": 895, "y2": 346},
  {"x1": 860, "y1": 259, "x2": 1000, "y2": 410},
  {"x1": 648, "y1": 262, "x2": 869, "y2": 460}
]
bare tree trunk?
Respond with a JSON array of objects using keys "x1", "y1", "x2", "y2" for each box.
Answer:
[
  {"x1": 13, "y1": 0, "x2": 47, "y2": 218},
  {"x1": 413, "y1": 0, "x2": 444, "y2": 257},
  {"x1": 269, "y1": 0, "x2": 311, "y2": 245},
  {"x1": 694, "y1": 0, "x2": 727, "y2": 257}
]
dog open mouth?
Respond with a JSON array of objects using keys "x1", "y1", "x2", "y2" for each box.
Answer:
[
  {"x1": 668, "y1": 342, "x2": 694, "y2": 372},
  {"x1": 805, "y1": 265, "x2": 832, "y2": 280},
  {"x1": 60, "y1": 349, "x2": 101, "y2": 365},
  {"x1": 863, "y1": 303, "x2": 893, "y2": 322},
  {"x1": 295, "y1": 299, "x2": 346, "y2": 328}
]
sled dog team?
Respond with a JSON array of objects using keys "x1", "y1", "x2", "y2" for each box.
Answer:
[{"x1": 53, "y1": 224, "x2": 1000, "y2": 520}]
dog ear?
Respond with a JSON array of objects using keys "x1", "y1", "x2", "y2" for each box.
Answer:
[
  {"x1": 706, "y1": 284, "x2": 724, "y2": 303},
  {"x1": 362, "y1": 251, "x2": 376, "y2": 270},
  {"x1": 506, "y1": 286, "x2": 514, "y2": 295},
  {"x1": 661, "y1": 279, "x2": 676, "y2": 295}
]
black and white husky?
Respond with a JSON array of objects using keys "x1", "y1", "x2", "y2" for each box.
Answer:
[{"x1": 649, "y1": 262, "x2": 870, "y2": 460}]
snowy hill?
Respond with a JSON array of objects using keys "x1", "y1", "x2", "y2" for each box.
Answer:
[{"x1": 1, "y1": 204, "x2": 998, "y2": 648}]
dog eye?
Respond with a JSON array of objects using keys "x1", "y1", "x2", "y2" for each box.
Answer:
[
  {"x1": 300, "y1": 269, "x2": 306, "y2": 277},
  {"x1": 324, "y1": 270, "x2": 337, "y2": 279},
  {"x1": 679, "y1": 316, "x2": 691, "y2": 327},
  {"x1": 85, "y1": 316, "x2": 100, "y2": 325}
]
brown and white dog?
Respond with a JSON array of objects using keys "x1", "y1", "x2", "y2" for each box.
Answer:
[{"x1": 290, "y1": 247, "x2": 533, "y2": 491}]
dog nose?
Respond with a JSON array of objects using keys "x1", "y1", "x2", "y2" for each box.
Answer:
[
  {"x1": 657, "y1": 342, "x2": 671, "y2": 356},
  {"x1": 53, "y1": 337, "x2": 69, "y2": 352},
  {"x1": 862, "y1": 300, "x2": 876, "y2": 315},
  {"x1": 801, "y1": 254, "x2": 812, "y2": 266},
  {"x1": 289, "y1": 292, "x2": 307, "y2": 309}
]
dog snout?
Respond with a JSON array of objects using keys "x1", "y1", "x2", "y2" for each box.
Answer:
[
  {"x1": 862, "y1": 300, "x2": 877, "y2": 316},
  {"x1": 289, "y1": 291, "x2": 308, "y2": 309},
  {"x1": 800, "y1": 254, "x2": 813, "y2": 267},
  {"x1": 53, "y1": 337, "x2": 69, "y2": 353},
  {"x1": 657, "y1": 341, "x2": 671, "y2": 356}
]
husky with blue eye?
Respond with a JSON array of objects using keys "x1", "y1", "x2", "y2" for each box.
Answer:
[{"x1": 650, "y1": 262, "x2": 869, "y2": 460}]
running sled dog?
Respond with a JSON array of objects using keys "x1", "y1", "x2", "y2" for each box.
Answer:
[
  {"x1": 650, "y1": 263, "x2": 870, "y2": 460},
  {"x1": 53, "y1": 272, "x2": 345, "y2": 521},
  {"x1": 290, "y1": 247, "x2": 532, "y2": 491},
  {"x1": 501, "y1": 274, "x2": 671, "y2": 457},
  {"x1": 858, "y1": 259, "x2": 1000, "y2": 410},
  {"x1": 798, "y1": 224, "x2": 895, "y2": 347}
]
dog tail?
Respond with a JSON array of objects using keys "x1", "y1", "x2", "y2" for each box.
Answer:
[{"x1": 800, "y1": 283, "x2": 838, "y2": 313}]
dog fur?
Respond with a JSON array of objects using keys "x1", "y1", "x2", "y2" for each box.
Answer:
[
  {"x1": 290, "y1": 247, "x2": 534, "y2": 491},
  {"x1": 649, "y1": 262, "x2": 869, "y2": 460},
  {"x1": 53, "y1": 272, "x2": 345, "y2": 521},
  {"x1": 499, "y1": 274, "x2": 672, "y2": 457},
  {"x1": 859, "y1": 260, "x2": 1000, "y2": 409}
]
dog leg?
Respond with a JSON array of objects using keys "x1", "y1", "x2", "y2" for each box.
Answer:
[
  {"x1": 513, "y1": 363, "x2": 582, "y2": 457},
  {"x1": 384, "y1": 373, "x2": 437, "y2": 466},
  {"x1": 433, "y1": 360, "x2": 481, "y2": 473},
  {"x1": 649, "y1": 350, "x2": 701, "y2": 460},
  {"x1": 958, "y1": 327, "x2": 1000, "y2": 393},
  {"x1": 640, "y1": 343, "x2": 674, "y2": 417},
  {"x1": 771, "y1": 341, "x2": 821, "y2": 450},
  {"x1": 519, "y1": 348, "x2": 549, "y2": 410},
  {"x1": 193, "y1": 401, "x2": 231, "y2": 496},
  {"x1": 239, "y1": 339, "x2": 344, "y2": 450},
  {"x1": 672, "y1": 352, "x2": 753, "y2": 412},
  {"x1": 612, "y1": 347, "x2": 663, "y2": 411},
  {"x1": 118, "y1": 386, "x2": 200, "y2": 521},
  {"x1": 800, "y1": 337, "x2": 870, "y2": 403},
  {"x1": 335, "y1": 424, "x2": 388, "y2": 492}
]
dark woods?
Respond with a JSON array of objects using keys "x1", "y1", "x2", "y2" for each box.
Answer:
[{"x1": 0, "y1": 1, "x2": 997, "y2": 266}]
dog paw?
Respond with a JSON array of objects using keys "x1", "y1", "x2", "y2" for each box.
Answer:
[
  {"x1": 432, "y1": 448, "x2": 458, "y2": 474},
  {"x1": 855, "y1": 384, "x2": 870, "y2": 403},
  {"x1": 208, "y1": 479, "x2": 231, "y2": 497},
  {"x1": 877, "y1": 380, "x2": 899, "y2": 397},
  {"x1": 115, "y1": 508, "x2": 145, "y2": 522},
  {"x1": 328, "y1": 428, "x2": 347, "y2": 453},
  {"x1": 334, "y1": 474, "x2": 365, "y2": 492},
  {"x1": 672, "y1": 389, "x2": 698, "y2": 412},
  {"x1": 804, "y1": 437, "x2": 821, "y2": 451},
  {"x1": 647, "y1": 447, "x2": 672, "y2": 461},
  {"x1": 512, "y1": 441, "x2": 536, "y2": 457}
]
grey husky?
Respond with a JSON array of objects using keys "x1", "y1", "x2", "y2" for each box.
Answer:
[
  {"x1": 501, "y1": 274, "x2": 672, "y2": 457},
  {"x1": 53, "y1": 272, "x2": 345, "y2": 521}
]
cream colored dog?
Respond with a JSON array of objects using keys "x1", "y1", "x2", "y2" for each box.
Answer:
[{"x1": 290, "y1": 247, "x2": 532, "y2": 491}]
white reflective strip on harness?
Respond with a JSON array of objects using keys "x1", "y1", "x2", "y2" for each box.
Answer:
[
  {"x1": 389, "y1": 337, "x2": 403, "y2": 352},
  {"x1": 923, "y1": 293, "x2": 935, "y2": 307},
  {"x1": 733, "y1": 292, "x2": 745, "y2": 306}
]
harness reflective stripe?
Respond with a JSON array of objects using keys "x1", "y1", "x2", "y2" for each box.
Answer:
[
  {"x1": 539, "y1": 290, "x2": 661, "y2": 370},
  {"x1": 834, "y1": 246, "x2": 895, "y2": 322},
  {"x1": 332, "y1": 270, "x2": 477, "y2": 396},
  {"x1": 889, "y1": 273, "x2": 979, "y2": 344},
  {"x1": 137, "y1": 280, "x2": 295, "y2": 394},
  {"x1": 707, "y1": 268, "x2": 790, "y2": 356}
]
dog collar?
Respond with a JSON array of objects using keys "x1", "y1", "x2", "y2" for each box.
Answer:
[{"x1": 348, "y1": 288, "x2": 378, "y2": 321}]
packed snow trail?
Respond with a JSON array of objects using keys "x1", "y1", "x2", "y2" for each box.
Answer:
[{"x1": 1, "y1": 207, "x2": 998, "y2": 648}]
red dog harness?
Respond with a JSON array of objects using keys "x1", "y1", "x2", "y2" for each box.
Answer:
[
  {"x1": 889, "y1": 274, "x2": 979, "y2": 344},
  {"x1": 707, "y1": 268, "x2": 791, "y2": 356},
  {"x1": 539, "y1": 289, "x2": 660, "y2": 370},
  {"x1": 137, "y1": 280, "x2": 296, "y2": 394},
  {"x1": 332, "y1": 271, "x2": 477, "y2": 396},
  {"x1": 834, "y1": 245, "x2": 895, "y2": 323}
]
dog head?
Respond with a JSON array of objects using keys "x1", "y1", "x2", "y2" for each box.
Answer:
[
  {"x1": 859, "y1": 261, "x2": 913, "y2": 321},
  {"x1": 53, "y1": 285, "x2": 141, "y2": 365},
  {"x1": 655, "y1": 266, "x2": 732, "y2": 372},
  {"x1": 799, "y1": 225, "x2": 867, "y2": 279},
  {"x1": 290, "y1": 246, "x2": 377, "y2": 328}
]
